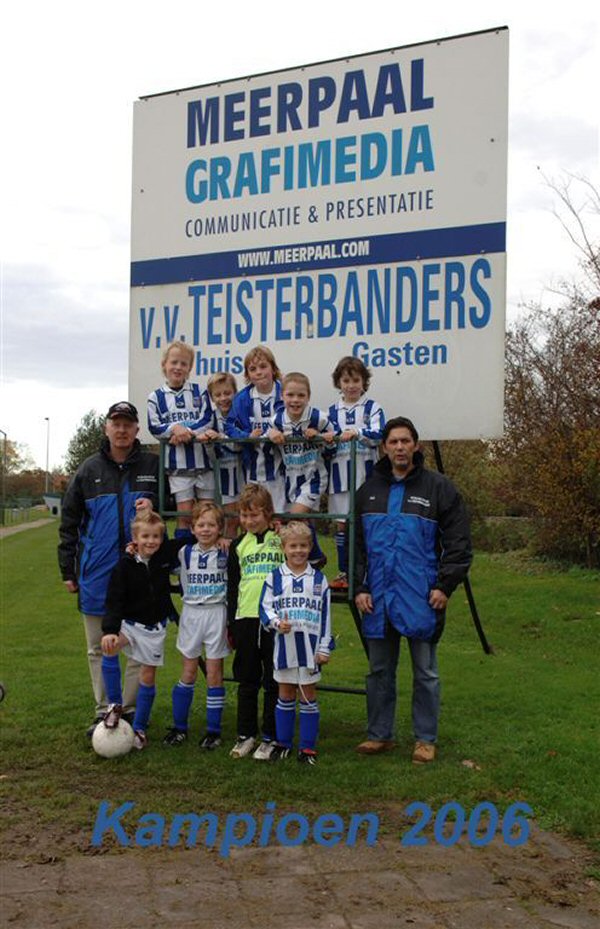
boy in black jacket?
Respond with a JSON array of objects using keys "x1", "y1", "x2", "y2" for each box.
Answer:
[{"x1": 99, "y1": 511, "x2": 185, "y2": 749}]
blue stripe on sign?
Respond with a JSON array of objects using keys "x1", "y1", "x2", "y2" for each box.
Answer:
[{"x1": 131, "y1": 223, "x2": 505, "y2": 287}]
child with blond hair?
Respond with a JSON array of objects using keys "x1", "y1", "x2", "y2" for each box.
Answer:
[
  {"x1": 163, "y1": 501, "x2": 230, "y2": 749},
  {"x1": 225, "y1": 345, "x2": 285, "y2": 513},
  {"x1": 268, "y1": 371, "x2": 336, "y2": 514},
  {"x1": 100, "y1": 510, "x2": 186, "y2": 749},
  {"x1": 147, "y1": 341, "x2": 213, "y2": 531},
  {"x1": 259, "y1": 521, "x2": 333, "y2": 765}
]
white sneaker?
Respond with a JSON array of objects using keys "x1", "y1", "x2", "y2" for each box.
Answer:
[
  {"x1": 230, "y1": 736, "x2": 257, "y2": 758},
  {"x1": 253, "y1": 740, "x2": 276, "y2": 761}
]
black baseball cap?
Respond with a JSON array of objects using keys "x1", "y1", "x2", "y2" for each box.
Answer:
[{"x1": 106, "y1": 401, "x2": 139, "y2": 422}]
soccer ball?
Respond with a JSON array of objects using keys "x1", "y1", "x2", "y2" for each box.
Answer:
[{"x1": 92, "y1": 719, "x2": 135, "y2": 758}]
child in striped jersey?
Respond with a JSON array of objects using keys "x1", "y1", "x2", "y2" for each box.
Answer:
[
  {"x1": 224, "y1": 346, "x2": 286, "y2": 514},
  {"x1": 147, "y1": 341, "x2": 214, "y2": 532},
  {"x1": 267, "y1": 372, "x2": 337, "y2": 513},
  {"x1": 259, "y1": 521, "x2": 333, "y2": 765},
  {"x1": 327, "y1": 357, "x2": 385, "y2": 590},
  {"x1": 163, "y1": 501, "x2": 230, "y2": 750},
  {"x1": 205, "y1": 372, "x2": 244, "y2": 539}
]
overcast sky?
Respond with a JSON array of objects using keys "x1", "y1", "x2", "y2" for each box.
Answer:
[{"x1": 1, "y1": 1, "x2": 598, "y2": 470}]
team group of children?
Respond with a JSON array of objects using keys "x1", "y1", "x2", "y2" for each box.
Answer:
[{"x1": 99, "y1": 343, "x2": 386, "y2": 764}]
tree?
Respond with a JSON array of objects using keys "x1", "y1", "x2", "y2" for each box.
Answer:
[
  {"x1": 0, "y1": 439, "x2": 34, "y2": 479},
  {"x1": 64, "y1": 411, "x2": 106, "y2": 474},
  {"x1": 497, "y1": 176, "x2": 600, "y2": 567}
]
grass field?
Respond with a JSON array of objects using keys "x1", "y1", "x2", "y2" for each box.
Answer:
[{"x1": 1, "y1": 522, "x2": 598, "y2": 855}]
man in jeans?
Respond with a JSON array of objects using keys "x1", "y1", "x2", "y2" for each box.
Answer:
[
  {"x1": 352, "y1": 416, "x2": 472, "y2": 763},
  {"x1": 58, "y1": 402, "x2": 159, "y2": 735}
]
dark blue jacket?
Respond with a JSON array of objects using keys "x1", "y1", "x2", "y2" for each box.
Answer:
[
  {"x1": 353, "y1": 453, "x2": 472, "y2": 641},
  {"x1": 58, "y1": 439, "x2": 159, "y2": 616}
]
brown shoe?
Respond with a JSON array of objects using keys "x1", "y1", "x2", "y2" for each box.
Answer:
[
  {"x1": 356, "y1": 740, "x2": 395, "y2": 755},
  {"x1": 412, "y1": 740, "x2": 436, "y2": 764}
]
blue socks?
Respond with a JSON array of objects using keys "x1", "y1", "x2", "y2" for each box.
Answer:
[
  {"x1": 275, "y1": 698, "x2": 296, "y2": 748},
  {"x1": 172, "y1": 680, "x2": 195, "y2": 731},
  {"x1": 299, "y1": 700, "x2": 319, "y2": 751},
  {"x1": 206, "y1": 686, "x2": 225, "y2": 735},
  {"x1": 101, "y1": 655, "x2": 123, "y2": 705},
  {"x1": 335, "y1": 529, "x2": 348, "y2": 574},
  {"x1": 133, "y1": 683, "x2": 156, "y2": 732}
]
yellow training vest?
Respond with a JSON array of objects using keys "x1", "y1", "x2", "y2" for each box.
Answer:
[{"x1": 236, "y1": 530, "x2": 284, "y2": 619}]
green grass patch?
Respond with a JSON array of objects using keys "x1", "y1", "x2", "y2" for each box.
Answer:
[{"x1": 1, "y1": 524, "x2": 598, "y2": 853}]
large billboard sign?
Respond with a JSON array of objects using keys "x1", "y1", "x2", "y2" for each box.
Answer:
[{"x1": 130, "y1": 27, "x2": 508, "y2": 439}]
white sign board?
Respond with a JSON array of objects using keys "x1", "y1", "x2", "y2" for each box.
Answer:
[{"x1": 130, "y1": 27, "x2": 508, "y2": 440}]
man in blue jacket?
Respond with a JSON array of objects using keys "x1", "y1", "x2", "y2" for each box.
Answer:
[
  {"x1": 353, "y1": 416, "x2": 472, "y2": 763},
  {"x1": 58, "y1": 402, "x2": 159, "y2": 735}
]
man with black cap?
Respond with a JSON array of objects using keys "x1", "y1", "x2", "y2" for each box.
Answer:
[{"x1": 59, "y1": 402, "x2": 159, "y2": 734}]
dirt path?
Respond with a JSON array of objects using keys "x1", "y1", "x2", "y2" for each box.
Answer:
[
  {"x1": 1, "y1": 824, "x2": 598, "y2": 928},
  {"x1": 0, "y1": 519, "x2": 55, "y2": 539}
]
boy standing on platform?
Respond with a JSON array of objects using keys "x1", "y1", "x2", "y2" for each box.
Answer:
[
  {"x1": 328, "y1": 357, "x2": 385, "y2": 589},
  {"x1": 147, "y1": 341, "x2": 213, "y2": 530}
]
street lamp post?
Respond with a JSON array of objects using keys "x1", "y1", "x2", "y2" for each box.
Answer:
[{"x1": 45, "y1": 417, "x2": 50, "y2": 494}]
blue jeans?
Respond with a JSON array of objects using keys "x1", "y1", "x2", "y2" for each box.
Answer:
[{"x1": 366, "y1": 623, "x2": 440, "y2": 743}]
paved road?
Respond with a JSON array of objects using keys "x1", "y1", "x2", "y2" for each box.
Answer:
[{"x1": 1, "y1": 827, "x2": 598, "y2": 928}]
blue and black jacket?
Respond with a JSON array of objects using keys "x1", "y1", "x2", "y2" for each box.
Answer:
[
  {"x1": 353, "y1": 453, "x2": 472, "y2": 641},
  {"x1": 58, "y1": 439, "x2": 159, "y2": 616}
]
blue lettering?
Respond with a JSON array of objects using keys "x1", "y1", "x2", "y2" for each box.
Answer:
[
  {"x1": 405, "y1": 125, "x2": 435, "y2": 174},
  {"x1": 318, "y1": 274, "x2": 338, "y2": 337},
  {"x1": 335, "y1": 136, "x2": 357, "y2": 183},
  {"x1": 235, "y1": 282, "x2": 253, "y2": 343},
  {"x1": 220, "y1": 813, "x2": 256, "y2": 858},
  {"x1": 277, "y1": 83, "x2": 303, "y2": 133},
  {"x1": 360, "y1": 133, "x2": 387, "y2": 181},
  {"x1": 186, "y1": 159, "x2": 207, "y2": 204},
  {"x1": 135, "y1": 813, "x2": 165, "y2": 848},
  {"x1": 308, "y1": 76, "x2": 336, "y2": 128},
  {"x1": 275, "y1": 278, "x2": 292, "y2": 340},
  {"x1": 444, "y1": 262, "x2": 466, "y2": 328},
  {"x1": 337, "y1": 70, "x2": 371, "y2": 123},
  {"x1": 313, "y1": 814, "x2": 344, "y2": 847},
  {"x1": 422, "y1": 264, "x2": 441, "y2": 331},
  {"x1": 187, "y1": 98, "x2": 219, "y2": 147},
  {"x1": 297, "y1": 141, "x2": 331, "y2": 189},
  {"x1": 395, "y1": 267, "x2": 418, "y2": 332},
  {"x1": 276, "y1": 814, "x2": 310, "y2": 847},
  {"x1": 233, "y1": 152, "x2": 259, "y2": 197},
  {"x1": 249, "y1": 87, "x2": 271, "y2": 137},
  {"x1": 224, "y1": 92, "x2": 245, "y2": 142},
  {"x1": 372, "y1": 64, "x2": 407, "y2": 116},
  {"x1": 411, "y1": 59, "x2": 434, "y2": 111},
  {"x1": 469, "y1": 259, "x2": 492, "y2": 328},
  {"x1": 340, "y1": 272, "x2": 364, "y2": 336},
  {"x1": 91, "y1": 801, "x2": 133, "y2": 847}
]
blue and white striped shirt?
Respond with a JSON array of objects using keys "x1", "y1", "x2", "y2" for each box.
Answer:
[
  {"x1": 147, "y1": 382, "x2": 213, "y2": 472},
  {"x1": 270, "y1": 406, "x2": 335, "y2": 504},
  {"x1": 178, "y1": 544, "x2": 228, "y2": 606},
  {"x1": 225, "y1": 383, "x2": 284, "y2": 483},
  {"x1": 259, "y1": 564, "x2": 333, "y2": 670},
  {"x1": 210, "y1": 410, "x2": 244, "y2": 501},
  {"x1": 327, "y1": 399, "x2": 385, "y2": 494}
]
